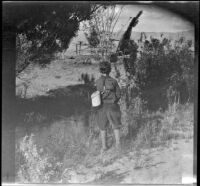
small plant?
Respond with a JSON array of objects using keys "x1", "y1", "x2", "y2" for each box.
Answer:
[
  {"x1": 16, "y1": 79, "x2": 31, "y2": 98},
  {"x1": 16, "y1": 134, "x2": 62, "y2": 183},
  {"x1": 79, "y1": 73, "x2": 95, "y2": 85}
]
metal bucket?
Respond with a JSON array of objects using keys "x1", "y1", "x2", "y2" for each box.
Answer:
[{"x1": 91, "y1": 91, "x2": 101, "y2": 107}]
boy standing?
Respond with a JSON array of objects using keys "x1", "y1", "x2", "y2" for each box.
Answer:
[{"x1": 95, "y1": 61, "x2": 122, "y2": 152}]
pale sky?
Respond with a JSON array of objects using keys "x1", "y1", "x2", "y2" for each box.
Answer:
[{"x1": 110, "y1": 4, "x2": 194, "y2": 33}]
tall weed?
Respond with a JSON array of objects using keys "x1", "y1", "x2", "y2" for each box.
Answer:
[{"x1": 16, "y1": 134, "x2": 62, "y2": 183}]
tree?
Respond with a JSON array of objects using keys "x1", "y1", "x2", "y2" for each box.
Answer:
[
  {"x1": 85, "y1": 26, "x2": 100, "y2": 48},
  {"x1": 116, "y1": 11, "x2": 142, "y2": 77},
  {"x1": 2, "y1": 2, "x2": 101, "y2": 182},
  {"x1": 3, "y1": 2, "x2": 102, "y2": 71},
  {"x1": 16, "y1": 34, "x2": 32, "y2": 75}
]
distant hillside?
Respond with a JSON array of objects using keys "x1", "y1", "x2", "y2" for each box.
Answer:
[
  {"x1": 118, "y1": 30, "x2": 194, "y2": 42},
  {"x1": 65, "y1": 29, "x2": 194, "y2": 56}
]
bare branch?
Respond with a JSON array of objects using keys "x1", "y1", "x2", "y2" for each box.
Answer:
[{"x1": 111, "y1": 6, "x2": 124, "y2": 35}]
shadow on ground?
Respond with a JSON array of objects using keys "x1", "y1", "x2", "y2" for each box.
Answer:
[{"x1": 16, "y1": 84, "x2": 95, "y2": 128}]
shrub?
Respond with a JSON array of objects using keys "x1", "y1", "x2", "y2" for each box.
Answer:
[
  {"x1": 130, "y1": 103, "x2": 193, "y2": 150},
  {"x1": 16, "y1": 134, "x2": 62, "y2": 183},
  {"x1": 79, "y1": 73, "x2": 95, "y2": 85},
  {"x1": 122, "y1": 36, "x2": 194, "y2": 111},
  {"x1": 15, "y1": 114, "x2": 102, "y2": 183}
]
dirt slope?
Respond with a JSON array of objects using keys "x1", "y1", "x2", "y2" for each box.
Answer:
[{"x1": 61, "y1": 138, "x2": 193, "y2": 184}]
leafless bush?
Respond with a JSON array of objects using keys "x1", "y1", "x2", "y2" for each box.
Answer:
[{"x1": 83, "y1": 5, "x2": 124, "y2": 60}]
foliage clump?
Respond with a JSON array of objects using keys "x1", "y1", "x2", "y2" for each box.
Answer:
[
  {"x1": 124, "y1": 36, "x2": 194, "y2": 111},
  {"x1": 16, "y1": 134, "x2": 62, "y2": 183},
  {"x1": 14, "y1": 3, "x2": 101, "y2": 72}
]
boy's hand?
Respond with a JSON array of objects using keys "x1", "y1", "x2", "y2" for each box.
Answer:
[{"x1": 101, "y1": 89, "x2": 111, "y2": 99}]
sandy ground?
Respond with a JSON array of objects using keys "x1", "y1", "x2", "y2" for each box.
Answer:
[
  {"x1": 61, "y1": 138, "x2": 193, "y2": 184},
  {"x1": 121, "y1": 139, "x2": 193, "y2": 184},
  {"x1": 16, "y1": 58, "x2": 126, "y2": 98},
  {"x1": 16, "y1": 59, "x2": 98, "y2": 98}
]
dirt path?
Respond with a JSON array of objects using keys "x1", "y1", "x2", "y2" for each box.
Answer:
[
  {"x1": 121, "y1": 139, "x2": 193, "y2": 184},
  {"x1": 63, "y1": 138, "x2": 193, "y2": 184}
]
